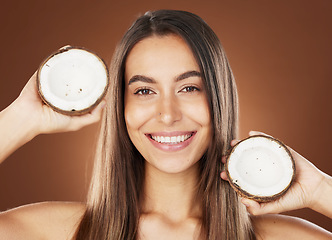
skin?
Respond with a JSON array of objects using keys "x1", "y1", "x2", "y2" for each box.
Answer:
[
  {"x1": 221, "y1": 131, "x2": 332, "y2": 219},
  {"x1": 124, "y1": 34, "x2": 211, "y2": 238},
  {"x1": 0, "y1": 35, "x2": 331, "y2": 239},
  {"x1": 124, "y1": 34, "x2": 211, "y2": 175}
]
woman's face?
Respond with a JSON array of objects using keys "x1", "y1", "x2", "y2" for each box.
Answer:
[{"x1": 124, "y1": 34, "x2": 211, "y2": 174}]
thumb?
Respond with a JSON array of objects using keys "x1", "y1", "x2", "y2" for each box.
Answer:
[{"x1": 241, "y1": 198, "x2": 283, "y2": 215}]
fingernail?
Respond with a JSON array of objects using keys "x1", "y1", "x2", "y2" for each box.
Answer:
[
  {"x1": 249, "y1": 130, "x2": 256, "y2": 135},
  {"x1": 241, "y1": 199, "x2": 250, "y2": 207}
]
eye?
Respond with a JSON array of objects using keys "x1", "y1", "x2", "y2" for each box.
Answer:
[
  {"x1": 134, "y1": 88, "x2": 155, "y2": 95},
  {"x1": 180, "y1": 86, "x2": 200, "y2": 93}
]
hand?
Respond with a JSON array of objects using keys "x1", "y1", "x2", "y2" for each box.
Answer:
[
  {"x1": 221, "y1": 131, "x2": 330, "y2": 216},
  {"x1": 13, "y1": 71, "x2": 106, "y2": 136}
]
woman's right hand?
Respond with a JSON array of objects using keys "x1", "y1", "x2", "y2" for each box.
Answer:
[
  {"x1": 0, "y1": 71, "x2": 106, "y2": 162},
  {"x1": 14, "y1": 71, "x2": 106, "y2": 135}
]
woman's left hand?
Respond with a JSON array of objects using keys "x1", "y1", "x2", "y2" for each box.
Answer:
[{"x1": 220, "y1": 131, "x2": 332, "y2": 218}]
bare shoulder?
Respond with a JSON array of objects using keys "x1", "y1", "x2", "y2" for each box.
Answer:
[
  {"x1": 252, "y1": 214, "x2": 332, "y2": 240},
  {"x1": 0, "y1": 201, "x2": 86, "y2": 240}
]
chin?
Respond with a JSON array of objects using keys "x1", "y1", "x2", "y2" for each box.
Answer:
[{"x1": 144, "y1": 154, "x2": 201, "y2": 175}]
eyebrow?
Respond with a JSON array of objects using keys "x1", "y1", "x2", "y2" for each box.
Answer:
[
  {"x1": 128, "y1": 75, "x2": 155, "y2": 85},
  {"x1": 176, "y1": 70, "x2": 202, "y2": 81},
  {"x1": 128, "y1": 70, "x2": 202, "y2": 85}
]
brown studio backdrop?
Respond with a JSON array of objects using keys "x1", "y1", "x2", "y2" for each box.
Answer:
[{"x1": 0, "y1": 0, "x2": 331, "y2": 232}]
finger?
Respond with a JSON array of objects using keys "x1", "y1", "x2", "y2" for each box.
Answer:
[
  {"x1": 241, "y1": 198, "x2": 281, "y2": 215},
  {"x1": 91, "y1": 99, "x2": 107, "y2": 115},
  {"x1": 221, "y1": 156, "x2": 227, "y2": 164},
  {"x1": 67, "y1": 100, "x2": 106, "y2": 131},
  {"x1": 82, "y1": 100, "x2": 106, "y2": 123},
  {"x1": 220, "y1": 171, "x2": 228, "y2": 181},
  {"x1": 241, "y1": 198, "x2": 262, "y2": 215},
  {"x1": 59, "y1": 45, "x2": 72, "y2": 51},
  {"x1": 249, "y1": 130, "x2": 272, "y2": 137},
  {"x1": 230, "y1": 139, "x2": 240, "y2": 146}
]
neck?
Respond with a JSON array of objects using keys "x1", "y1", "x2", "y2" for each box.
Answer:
[{"x1": 141, "y1": 162, "x2": 202, "y2": 222}]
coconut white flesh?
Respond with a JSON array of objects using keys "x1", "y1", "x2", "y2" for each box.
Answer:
[
  {"x1": 227, "y1": 136, "x2": 294, "y2": 197},
  {"x1": 39, "y1": 48, "x2": 108, "y2": 113}
]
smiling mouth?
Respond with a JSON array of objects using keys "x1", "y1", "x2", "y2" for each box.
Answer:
[{"x1": 148, "y1": 132, "x2": 195, "y2": 145}]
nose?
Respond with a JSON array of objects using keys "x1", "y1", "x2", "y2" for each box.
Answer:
[{"x1": 157, "y1": 94, "x2": 182, "y2": 125}]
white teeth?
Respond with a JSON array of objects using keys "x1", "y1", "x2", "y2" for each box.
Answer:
[
  {"x1": 151, "y1": 134, "x2": 192, "y2": 144},
  {"x1": 176, "y1": 136, "x2": 181, "y2": 142}
]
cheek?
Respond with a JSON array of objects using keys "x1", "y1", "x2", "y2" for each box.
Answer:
[
  {"x1": 184, "y1": 98, "x2": 211, "y2": 127},
  {"x1": 124, "y1": 104, "x2": 138, "y2": 132},
  {"x1": 124, "y1": 100, "x2": 153, "y2": 134}
]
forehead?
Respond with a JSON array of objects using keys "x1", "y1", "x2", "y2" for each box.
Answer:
[{"x1": 124, "y1": 34, "x2": 200, "y2": 81}]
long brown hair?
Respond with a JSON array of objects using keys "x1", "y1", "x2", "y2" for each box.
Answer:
[{"x1": 76, "y1": 10, "x2": 255, "y2": 240}]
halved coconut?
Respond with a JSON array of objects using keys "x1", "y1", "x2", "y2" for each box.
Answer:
[
  {"x1": 226, "y1": 135, "x2": 295, "y2": 202},
  {"x1": 37, "y1": 46, "x2": 109, "y2": 115}
]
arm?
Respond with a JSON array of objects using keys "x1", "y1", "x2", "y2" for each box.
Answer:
[
  {"x1": 0, "y1": 98, "x2": 37, "y2": 163},
  {"x1": 0, "y1": 71, "x2": 105, "y2": 163},
  {"x1": 0, "y1": 72, "x2": 104, "y2": 238},
  {"x1": 311, "y1": 173, "x2": 332, "y2": 218},
  {"x1": 0, "y1": 202, "x2": 85, "y2": 240},
  {"x1": 252, "y1": 214, "x2": 332, "y2": 240}
]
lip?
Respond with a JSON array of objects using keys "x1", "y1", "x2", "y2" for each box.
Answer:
[{"x1": 145, "y1": 131, "x2": 197, "y2": 152}]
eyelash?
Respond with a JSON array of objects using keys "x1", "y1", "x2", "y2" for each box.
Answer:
[
  {"x1": 134, "y1": 88, "x2": 155, "y2": 95},
  {"x1": 180, "y1": 86, "x2": 200, "y2": 93},
  {"x1": 133, "y1": 85, "x2": 200, "y2": 96}
]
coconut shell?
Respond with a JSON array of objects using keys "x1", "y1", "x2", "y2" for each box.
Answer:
[
  {"x1": 225, "y1": 135, "x2": 296, "y2": 202},
  {"x1": 36, "y1": 46, "x2": 109, "y2": 116}
]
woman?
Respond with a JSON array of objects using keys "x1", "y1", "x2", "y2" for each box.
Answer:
[{"x1": 0, "y1": 10, "x2": 331, "y2": 240}]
